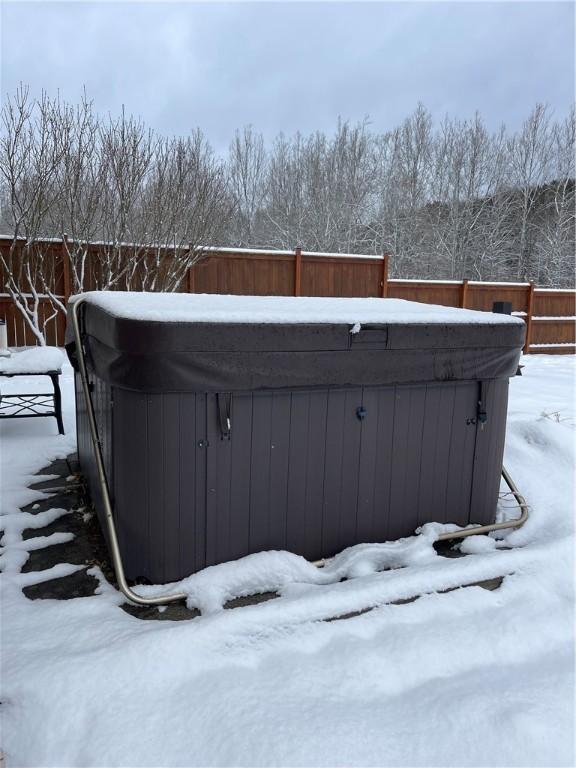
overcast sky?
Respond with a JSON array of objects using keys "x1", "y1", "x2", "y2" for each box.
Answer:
[{"x1": 1, "y1": 1, "x2": 573, "y2": 151}]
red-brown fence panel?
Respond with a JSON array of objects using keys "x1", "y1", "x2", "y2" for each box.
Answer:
[
  {"x1": 0, "y1": 237, "x2": 574, "y2": 353},
  {"x1": 387, "y1": 280, "x2": 462, "y2": 307}
]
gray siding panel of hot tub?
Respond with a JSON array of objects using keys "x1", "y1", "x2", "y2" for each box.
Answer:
[
  {"x1": 268, "y1": 393, "x2": 292, "y2": 555},
  {"x1": 201, "y1": 381, "x2": 490, "y2": 571},
  {"x1": 180, "y1": 395, "x2": 207, "y2": 580},
  {"x1": 111, "y1": 390, "x2": 207, "y2": 582},
  {"x1": 205, "y1": 390, "x2": 331, "y2": 565},
  {"x1": 285, "y1": 392, "x2": 312, "y2": 557},
  {"x1": 206, "y1": 393, "x2": 250, "y2": 566},
  {"x1": 469, "y1": 379, "x2": 510, "y2": 524},
  {"x1": 353, "y1": 382, "x2": 479, "y2": 542},
  {"x1": 75, "y1": 374, "x2": 89, "y2": 477},
  {"x1": 322, "y1": 389, "x2": 363, "y2": 557},
  {"x1": 249, "y1": 393, "x2": 275, "y2": 554},
  {"x1": 301, "y1": 390, "x2": 330, "y2": 559},
  {"x1": 112, "y1": 388, "x2": 150, "y2": 580},
  {"x1": 447, "y1": 384, "x2": 479, "y2": 526},
  {"x1": 79, "y1": 377, "x2": 508, "y2": 583},
  {"x1": 357, "y1": 388, "x2": 395, "y2": 544},
  {"x1": 76, "y1": 374, "x2": 113, "y2": 549}
]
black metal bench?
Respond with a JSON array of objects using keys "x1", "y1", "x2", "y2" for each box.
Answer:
[{"x1": 0, "y1": 355, "x2": 65, "y2": 435}]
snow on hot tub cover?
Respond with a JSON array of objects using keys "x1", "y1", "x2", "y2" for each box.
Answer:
[{"x1": 67, "y1": 292, "x2": 526, "y2": 392}]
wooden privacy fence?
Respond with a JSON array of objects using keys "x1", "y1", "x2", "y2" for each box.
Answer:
[{"x1": 1, "y1": 239, "x2": 574, "y2": 353}]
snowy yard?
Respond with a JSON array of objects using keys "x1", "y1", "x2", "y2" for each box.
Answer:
[{"x1": 0, "y1": 354, "x2": 574, "y2": 767}]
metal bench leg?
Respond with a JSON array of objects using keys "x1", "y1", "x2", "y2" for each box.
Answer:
[{"x1": 50, "y1": 373, "x2": 65, "y2": 435}]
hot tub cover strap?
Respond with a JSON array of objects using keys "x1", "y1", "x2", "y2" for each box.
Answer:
[{"x1": 217, "y1": 393, "x2": 232, "y2": 440}]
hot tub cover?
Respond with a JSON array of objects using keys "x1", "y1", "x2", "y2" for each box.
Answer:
[{"x1": 67, "y1": 292, "x2": 525, "y2": 392}]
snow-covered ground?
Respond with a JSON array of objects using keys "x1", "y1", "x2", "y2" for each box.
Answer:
[{"x1": 1, "y1": 355, "x2": 574, "y2": 767}]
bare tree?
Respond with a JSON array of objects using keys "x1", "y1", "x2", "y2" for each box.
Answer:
[
  {"x1": 0, "y1": 89, "x2": 233, "y2": 343},
  {"x1": 534, "y1": 108, "x2": 575, "y2": 286},
  {"x1": 50, "y1": 93, "x2": 105, "y2": 298},
  {"x1": 265, "y1": 131, "x2": 306, "y2": 248},
  {"x1": 2, "y1": 88, "x2": 574, "y2": 347},
  {"x1": 264, "y1": 120, "x2": 378, "y2": 253},
  {"x1": 228, "y1": 126, "x2": 267, "y2": 246},
  {"x1": 507, "y1": 104, "x2": 553, "y2": 280},
  {"x1": 92, "y1": 116, "x2": 231, "y2": 292},
  {"x1": 0, "y1": 87, "x2": 63, "y2": 343}
]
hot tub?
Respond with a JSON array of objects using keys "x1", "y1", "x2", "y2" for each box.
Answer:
[{"x1": 69, "y1": 292, "x2": 525, "y2": 584}]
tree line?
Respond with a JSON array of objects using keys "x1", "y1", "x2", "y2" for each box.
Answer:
[
  {"x1": 0, "y1": 86, "x2": 573, "y2": 341},
  {"x1": 227, "y1": 106, "x2": 574, "y2": 286}
]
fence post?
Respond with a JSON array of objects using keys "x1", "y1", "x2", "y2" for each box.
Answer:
[
  {"x1": 461, "y1": 278, "x2": 469, "y2": 308},
  {"x1": 294, "y1": 246, "x2": 302, "y2": 296},
  {"x1": 186, "y1": 242, "x2": 196, "y2": 294},
  {"x1": 61, "y1": 234, "x2": 71, "y2": 304},
  {"x1": 380, "y1": 253, "x2": 389, "y2": 298},
  {"x1": 524, "y1": 281, "x2": 535, "y2": 353}
]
